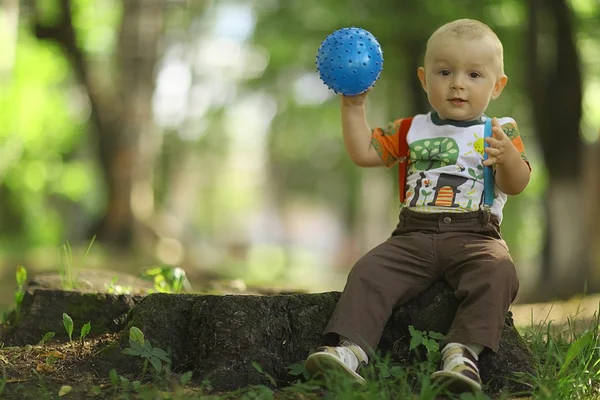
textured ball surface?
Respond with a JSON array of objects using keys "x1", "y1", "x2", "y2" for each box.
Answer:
[{"x1": 316, "y1": 27, "x2": 384, "y2": 96}]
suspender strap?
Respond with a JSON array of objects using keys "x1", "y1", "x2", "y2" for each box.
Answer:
[
  {"x1": 483, "y1": 118, "x2": 494, "y2": 208},
  {"x1": 397, "y1": 117, "x2": 414, "y2": 203}
]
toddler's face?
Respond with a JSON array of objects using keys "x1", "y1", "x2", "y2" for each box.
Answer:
[{"x1": 418, "y1": 36, "x2": 506, "y2": 121}]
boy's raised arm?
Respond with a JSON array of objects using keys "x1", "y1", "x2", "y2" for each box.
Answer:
[{"x1": 340, "y1": 94, "x2": 385, "y2": 167}]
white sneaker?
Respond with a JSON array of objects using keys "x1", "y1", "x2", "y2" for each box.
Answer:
[
  {"x1": 305, "y1": 340, "x2": 368, "y2": 385},
  {"x1": 431, "y1": 343, "x2": 482, "y2": 393}
]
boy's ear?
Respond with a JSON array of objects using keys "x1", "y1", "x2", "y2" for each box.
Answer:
[
  {"x1": 417, "y1": 67, "x2": 427, "y2": 92},
  {"x1": 491, "y1": 74, "x2": 508, "y2": 99}
]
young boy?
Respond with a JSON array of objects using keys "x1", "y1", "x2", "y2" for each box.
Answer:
[{"x1": 305, "y1": 19, "x2": 531, "y2": 393}]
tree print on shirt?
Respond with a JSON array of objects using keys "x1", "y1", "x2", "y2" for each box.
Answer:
[{"x1": 408, "y1": 137, "x2": 459, "y2": 207}]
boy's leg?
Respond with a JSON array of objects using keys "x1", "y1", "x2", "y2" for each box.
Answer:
[
  {"x1": 440, "y1": 231, "x2": 519, "y2": 352},
  {"x1": 432, "y1": 228, "x2": 519, "y2": 392},
  {"x1": 307, "y1": 230, "x2": 440, "y2": 382}
]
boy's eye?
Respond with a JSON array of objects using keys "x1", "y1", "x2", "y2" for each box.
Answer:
[
  {"x1": 439, "y1": 70, "x2": 450, "y2": 76},
  {"x1": 469, "y1": 72, "x2": 481, "y2": 78}
]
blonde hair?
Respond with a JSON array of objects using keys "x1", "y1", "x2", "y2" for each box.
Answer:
[{"x1": 425, "y1": 19, "x2": 504, "y2": 74}]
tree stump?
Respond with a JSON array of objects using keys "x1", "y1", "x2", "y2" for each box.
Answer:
[
  {"x1": 1, "y1": 280, "x2": 534, "y2": 395},
  {"x1": 101, "y1": 281, "x2": 534, "y2": 394}
]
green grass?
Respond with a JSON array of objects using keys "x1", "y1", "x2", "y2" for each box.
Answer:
[{"x1": 204, "y1": 310, "x2": 600, "y2": 400}]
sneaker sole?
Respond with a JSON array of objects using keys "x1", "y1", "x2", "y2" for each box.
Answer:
[
  {"x1": 305, "y1": 352, "x2": 367, "y2": 385},
  {"x1": 431, "y1": 370, "x2": 482, "y2": 393}
]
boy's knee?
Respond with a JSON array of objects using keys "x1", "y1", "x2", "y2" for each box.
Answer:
[
  {"x1": 494, "y1": 260, "x2": 520, "y2": 297},
  {"x1": 348, "y1": 257, "x2": 374, "y2": 282}
]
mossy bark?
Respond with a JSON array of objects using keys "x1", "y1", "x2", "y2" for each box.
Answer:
[{"x1": 2, "y1": 289, "x2": 144, "y2": 346}]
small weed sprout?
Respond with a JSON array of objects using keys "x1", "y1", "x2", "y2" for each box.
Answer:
[
  {"x1": 80, "y1": 321, "x2": 91, "y2": 344},
  {"x1": 105, "y1": 276, "x2": 132, "y2": 295},
  {"x1": 38, "y1": 332, "x2": 56, "y2": 345},
  {"x1": 122, "y1": 326, "x2": 171, "y2": 375},
  {"x1": 287, "y1": 362, "x2": 310, "y2": 381},
  {"x1": 13, "y1": 266, "x2": 27, "y2": 324},
  {"x1": 408, "y1": 325, "x2": 445, "y2": 363},
  {"x1": 251, "y1": 361, "x2": 277, "y2": 387},
  {"x1": 59, "y1": 236, "x2": 95, "y2": 290},
  {"x1": 62, "y1": 313, "x2": 74, "y2": 342},
  {"x1": 141, "y1": 266, "x2": 191, "y2": 294}
]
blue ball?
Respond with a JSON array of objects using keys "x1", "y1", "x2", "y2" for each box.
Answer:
[{"x1": 316, "y1": 27, "x2": 384, "y2": 96}]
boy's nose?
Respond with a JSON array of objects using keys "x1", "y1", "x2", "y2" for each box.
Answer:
[{"x1": 451, "y1": 77, "x2": 465, "y2": 89}]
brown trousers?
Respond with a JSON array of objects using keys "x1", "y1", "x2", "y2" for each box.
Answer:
[{"x1": 323, "y1": 208, "x2": 519, "y2": 353}]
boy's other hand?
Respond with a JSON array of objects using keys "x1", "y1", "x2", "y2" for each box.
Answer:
[{"x1": 483, "y1": 117, "x2": 519, "y2": 167}]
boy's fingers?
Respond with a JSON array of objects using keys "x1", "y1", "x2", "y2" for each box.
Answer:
[
  {"x1": 492, "y1": 126, "x2": 505, "y2": 139},
  {"x1": 485, "y1": 147, "x2": 500, "y2": 157},
  {"x1": 485, "y1": 137, "x2": 501, "y2": 147},
  {"x1": 482, "y1": 158, "x2": 495, "y2": 166}
]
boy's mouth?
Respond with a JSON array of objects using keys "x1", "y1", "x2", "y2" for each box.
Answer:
[{"x1": 448, "y1": 97, "x2": 467, "y2": 105}]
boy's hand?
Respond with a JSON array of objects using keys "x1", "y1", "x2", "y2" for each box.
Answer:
[
  {"x1": 340, "y1": 88, "x2": 371, "y2": 106},
  {"x1": 483, "y1": 117, "x2": 519, "y2": 167}
]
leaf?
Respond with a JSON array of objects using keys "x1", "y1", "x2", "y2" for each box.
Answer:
[
  {"x1": 390, "y1": 366, "x2": 404, "y2": 378},
  {"x1": 109, "y1": 369, "x2": 119, "y2": 386},
  {"x1": 149, "y1": 356, "x2": 162, "y2": 373},
  {"x1": 39, "y1": 332, "x2": 55, "y2": 345},
  {"x1": 80, "y1": 322, "x2": 91, "y2": 339},
  {"x1": 143, "y1": 340, "x2": 152, "y2": 352},
  {"x1": 559, "y1": 331, "x2": 594, "y2": 377},
  {"x1": 128, "y1": 339, "x2": 145, "y2": 354},
  {"x1": 251, "y1": 361, "x2": 264, "y2": 374},
  {"x1": 408, "y1": 326, "x2": 423, "y2": 350},
  {"x1": 142, "y1": 266, "x2": 164, "y2": 277},
  {"x1": 376, "y1": 362, "x2": 390, "y2": 378},
  {"x1": 16, "y1": 266, "x2": 27, "y2": 287},
  {"x1": 129, "y1": 326, "x2": 145, "y2": 345},
  {"x1": 180, "y1": 371, "x2": 193, "y2": 385},
  {"x1": 287, "y1": 363, "x2": 305, "y2": 376},
  {"x1": 151, "y1": 347, "x2": 170, "y2": 363},
  {"x1": 122, "y1": 348, "x2": 141, "y2": 356},
  {"x1": 58, "y1": 385, "x2": 72, "y2": 396},
  {"x1": 62, "y1": 313, "x2": 74, "y2": 341},
  {"x1": 428, "y1": 331, "x2": 445, "y2": 340},
  {"x1": 423, "y1": 338, "x2": 439, "y2": 353},
  {"x1": 119, "y1": 375, "x2": 130, "y2": 390},
  {"x1": 468, "y1": 168, "x2": 477, "y2": 178}
]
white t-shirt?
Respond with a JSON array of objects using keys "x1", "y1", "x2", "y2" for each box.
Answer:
[{"x1": 371, "y1": 112, "x2": 530, "y2": 223}]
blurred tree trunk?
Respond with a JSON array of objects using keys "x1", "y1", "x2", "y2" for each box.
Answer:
[
  {"x1": 0, "y1": 0, "x2": 26, "y2": 241},
  {"x1": 584, "y1": 141, "x2": 600, "y2": 292},
  {"x1": 31, "y1": 0, "x2": 164, "y2": 249},
  {"x1": 526, "y1": 0, "x2": 588, "y2": 300},
  {"x1": 0, "y1": 0, "x2": 19, "y2": 80}
]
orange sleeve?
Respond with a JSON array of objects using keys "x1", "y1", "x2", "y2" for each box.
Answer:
[
  {"x1": 371, "y1": 119, "x2": 404, "y2": 167},
  {"x1": 502, "y1": 121, "x2": 531, "y2": 170}
]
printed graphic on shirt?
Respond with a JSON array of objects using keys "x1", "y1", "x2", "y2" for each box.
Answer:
[{"x1": 406, "y1": 138, "x2": 461, "y2": 207}]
